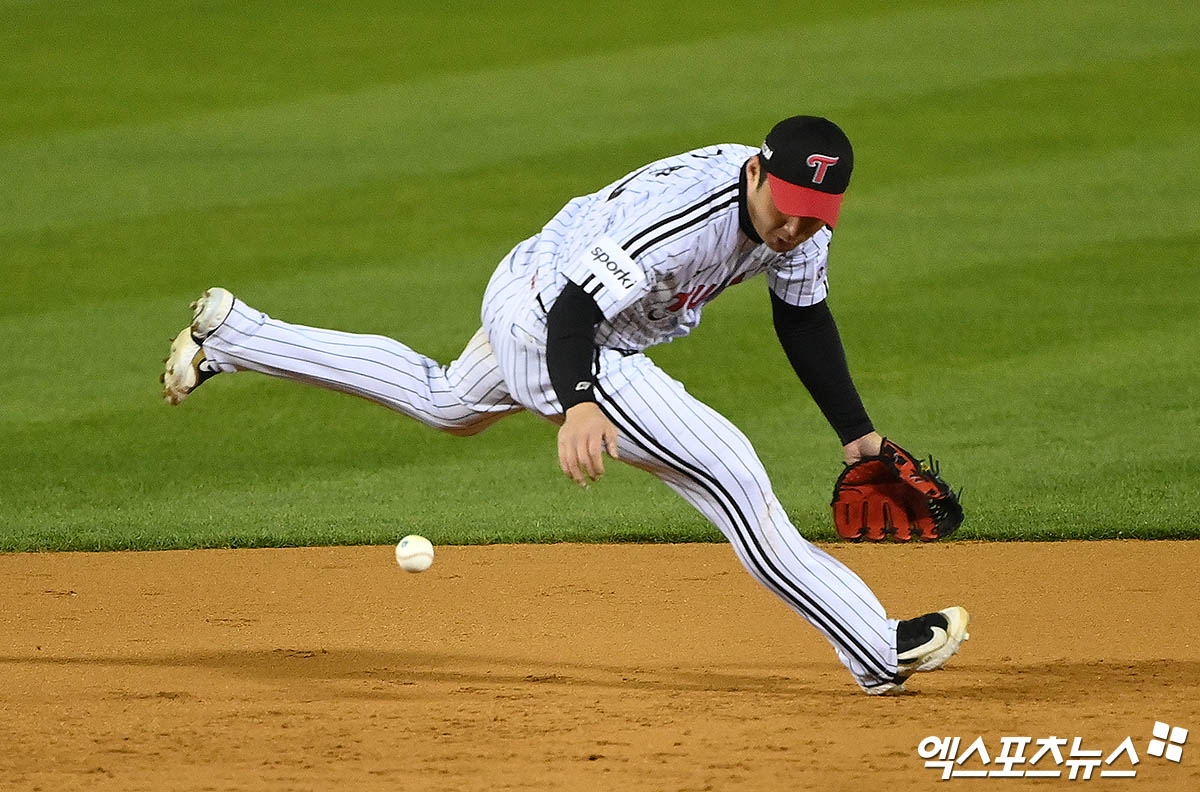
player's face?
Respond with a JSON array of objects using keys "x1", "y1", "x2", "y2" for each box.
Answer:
[{"x1": 745, "y1": 159, "x2": 826, "y2": 252}]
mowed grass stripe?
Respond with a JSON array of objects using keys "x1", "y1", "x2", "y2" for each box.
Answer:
[
  {"x1": 4, "y1": 19, "x2": 1196, "y2": 316},
  {"x1": 2, "y1": 0, "x2": 1194, "y2": 234},
  {"x1": 849, "y1": 48, "x2": 1200, "y2": 192},
  {"x1": 0, "y1": 0, "x2": 924, "y2": 138},
  {"x1": 845, "y1": 138, "x2": 1199, "y2": 272},
  {"x1": 5, "y1": 38, "x2": 1195, "y2": 315},
  {"x1": 3, "y1": 1, "x2": 1198, "y2": 549},
  {"x1": 1, "y1": 394, "x2": 704, "y2": 550}
]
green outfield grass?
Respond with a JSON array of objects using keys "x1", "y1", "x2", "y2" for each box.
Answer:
[{"x1": 2, "y1": 0, "x2": 1197, "y2": 551}]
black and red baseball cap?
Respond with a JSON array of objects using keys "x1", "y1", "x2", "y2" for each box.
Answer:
[{"x1": 759, "y1": 115, "x2": 854, "y2": 227}]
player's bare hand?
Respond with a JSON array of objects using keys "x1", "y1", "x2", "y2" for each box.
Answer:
[
  {"x1": 843, "y1": 431, "x2": 883, "y2": 465},
  {"x1": 558, "y1": 402, "x2": 620, "y2": 488}
]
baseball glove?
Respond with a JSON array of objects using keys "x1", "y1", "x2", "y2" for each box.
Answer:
[{"x1": 831, "y1": 438, "x2": 963, "y2": 542}]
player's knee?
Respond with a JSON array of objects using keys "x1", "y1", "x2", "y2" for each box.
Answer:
[
  {"x1": 440, "y1": 423, "x2": 486, "y2": 437},
  {"x1": 435, "y1": 412, "x2": 508, "y2": 437},
  {"x1": 711, "y1": 460, "x2": 769, "y2": 495}
]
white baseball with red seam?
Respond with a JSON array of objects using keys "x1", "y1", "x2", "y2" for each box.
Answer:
[{"x1": 395, "y1": 535, "x2": 434, "y2": 572}]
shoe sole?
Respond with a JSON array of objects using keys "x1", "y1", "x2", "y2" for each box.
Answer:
[
  {"x1": 191, "y1": 287, "x2": 234, "y2": 340},
  {"x1": 861, "y1": 680, "x2": 908, "y2": 696},
  {"x1": 162, "y1": 327, "x2": 203, "y2": 405},
  {"x1": 911, "y1": 606, "x2": 971, "y2": 673}
]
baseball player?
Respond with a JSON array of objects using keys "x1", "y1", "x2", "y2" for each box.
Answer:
[{"x1": 163, "y1": 115, "x2": 970, "y2": 694}]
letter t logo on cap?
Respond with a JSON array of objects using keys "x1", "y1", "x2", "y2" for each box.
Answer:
[{"x1": 805, "y1": 154, "x2": 840, "y2": 184}]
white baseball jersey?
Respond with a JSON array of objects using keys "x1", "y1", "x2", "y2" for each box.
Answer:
[
  {"x1": 195, "y1": 142, "x2": 903, "y2": 693},
  {"x1": 503, "y1": 144, "x2": 831, "y2": 354}
]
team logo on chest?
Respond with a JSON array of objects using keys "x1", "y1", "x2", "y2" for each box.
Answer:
[{"x1": 661, "y1": 273, "x2": 748, "y2": 314}]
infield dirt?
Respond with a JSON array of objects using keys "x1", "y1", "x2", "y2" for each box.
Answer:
[{"x1": 2, "y1": 542, "x2": 1197, "y2": 791}]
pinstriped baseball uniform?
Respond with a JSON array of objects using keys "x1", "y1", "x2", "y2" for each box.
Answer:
[{"x1": 199, "y1": 142, "x2": 901, "y2": 690}]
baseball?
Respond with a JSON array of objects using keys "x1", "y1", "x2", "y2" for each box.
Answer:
[{"x1": 395, "y1": 535, "x2": 434, "y2": 572}]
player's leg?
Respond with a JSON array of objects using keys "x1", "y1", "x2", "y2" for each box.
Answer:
[
  {"x1": 475, "y1": 267, "x2": 964, "y2": 692},
  {"x1": 590, "y1": 351, "x2": 903, "y2": 692},
  {"x1": 163, "y1": 288, "x2": 522, "y2": 435}
]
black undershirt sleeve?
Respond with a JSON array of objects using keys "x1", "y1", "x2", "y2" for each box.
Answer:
[
  {"x1": 546, "y1": 282, "x2": 605, "y2": 413},
  {"x1": 770, "y1": 291, "x2": 874, "y2": 445}
]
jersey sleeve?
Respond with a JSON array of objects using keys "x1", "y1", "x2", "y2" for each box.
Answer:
[
  {"x1": 767, "y1": 226, "x2": 832, "y2": 307},
  {"x1": 559, "y1": 232, "x2": 654, "y2": 320},
  {"x1": 558, "y1": 167, "x2": 741, "y2": 321}
]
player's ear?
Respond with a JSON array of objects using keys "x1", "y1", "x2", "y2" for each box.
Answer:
[{"x1": 747, "y1": 154, "x2": 761, "y2": 182}]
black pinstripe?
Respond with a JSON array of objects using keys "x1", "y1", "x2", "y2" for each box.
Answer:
[
  {"x1": 593, "y1": 379, "x2": 893, "y2": 680},
  {"x1": 209, "y1": 303, "x2": 520, "y2": 430},
  {"x1": 627, "y1": 196, "x2": 738, "y2": 260},
  {"x1": 621, "y1": 184, "x2": 737, "y2": 255}
]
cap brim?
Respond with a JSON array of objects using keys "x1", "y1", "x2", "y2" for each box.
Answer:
[{"x1": 767, "y1": 174, "x2": 844, "y2": 228}]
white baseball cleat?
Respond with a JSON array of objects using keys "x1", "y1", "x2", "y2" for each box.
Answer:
[
  {"x1": 897, "y1": 606, "x2": 971, "y2": 674},
  {"x1": 189, "y1": 287, "x2": 234, "y2": 341},
  {"x1": 859, "y1": 606, "x2": 971, "y2": 695},
  {"x1": 160, "y1": 287, "x2": 234, "y2": 405}
]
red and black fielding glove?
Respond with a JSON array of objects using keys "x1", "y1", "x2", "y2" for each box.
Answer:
[{"x1": 831, "y1": 438, "x2": 963, "y2": 542}]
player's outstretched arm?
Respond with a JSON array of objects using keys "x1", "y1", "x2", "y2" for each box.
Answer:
[
  {"x1": 770, "y1": 292, "x2": 876, "y2": 454},
  {"x1": 546, "y1": 282, "x2": 619, "y2": 488}
]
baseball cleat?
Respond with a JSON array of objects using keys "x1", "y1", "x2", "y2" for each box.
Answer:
[
  {"x1": 858, "y1": 606, "x2": 970, "y2": 695},
  {"x1": 896, "y1": 606, "x2": 971, "y2": 674},
  {"x1": 161, "y1": 288, "x2": 233, "y2": 405},
  {"x1": 161, "y1": 328, "x2": 219, "y2": 405},
  {"x1": 190, "y1": 287, "x2": 234, "y2": 341}
]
